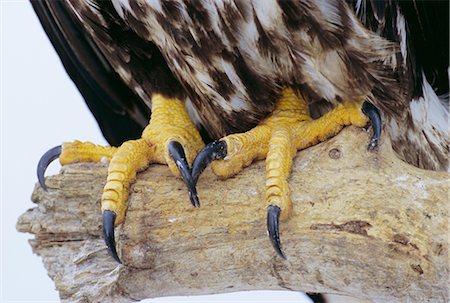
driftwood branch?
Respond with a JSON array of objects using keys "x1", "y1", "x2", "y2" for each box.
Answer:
[{"x1": 17, "y1": 127, "x2": 449, "y2": 302}]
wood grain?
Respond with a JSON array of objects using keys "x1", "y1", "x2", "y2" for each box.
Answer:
[{"x1": 17, "y1": 127, "x2": 449, "y2": 302}]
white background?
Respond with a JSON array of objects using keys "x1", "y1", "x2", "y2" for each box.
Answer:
[{"x1": 0, "y1": 1, "x2": 312, "y2": 302}]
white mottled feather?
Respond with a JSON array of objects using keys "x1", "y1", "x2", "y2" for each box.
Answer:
[
  {"x1": 66, "y1": 0, "x2": 448, "y2": 171},
  {"x1": 396, "y1": 8, "x2": 407, "y2": 66}
]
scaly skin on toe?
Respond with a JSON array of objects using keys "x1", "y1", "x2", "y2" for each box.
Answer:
[
  {"x1": 102, "y1": 95, "x2": 204, "y2": 224},
  {"x1": 212, "y1": 89, "x2": 368, "y2": 218},
  {"x1": 59, "y1": 141, "x2": 118, "y2": 165},
  {"x1": 211, "y1": 89, "x2": 310, "y2": 180},
  {"x1": 141, "y1": 95, "x2": 205, "y2": 178},
  {"x1": 47, "y1": 95, "x2": 204, "y2": 225},
  {"x1": 209, "y1": 88, "x2": 369, "y2": 257},
  {"x1": 38, "y1": 143, "x2": 118, "y2": 191},
  {"x1": 100, "y1": 138, "x2": 154, "y2": 224},
  {"x1": 38, "y1": 94, "x2": 204, "y2": 262}
]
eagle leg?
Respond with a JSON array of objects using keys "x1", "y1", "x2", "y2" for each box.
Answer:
[
  {"x1": 192, "y1": 88, "x2": 369, "y2": 258},
  {"x1": 37, "y1": 94, "x2": 204, "y2": 263}
]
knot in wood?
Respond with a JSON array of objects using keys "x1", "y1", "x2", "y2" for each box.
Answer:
[{"x1": 328, "y1": 148, "x2": 341, "y2": 159}]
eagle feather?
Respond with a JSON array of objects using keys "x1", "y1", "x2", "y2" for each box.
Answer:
[{"x1": 32, "y1": 0, "x2": 449, "y2": 171}]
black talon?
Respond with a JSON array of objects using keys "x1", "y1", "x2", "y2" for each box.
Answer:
[
  {"x1": 168, "y1": 141, "x2": 199, "y2": 207},
  {"x1": 362, "y1": 101, "x2": 382, "y2": 151},
  {"x1": 267, "y1": 205, "x2": 286, "y2": 259},
  {"x1": 306, "y1": 293, "x2": 327, "y2": 303},
  {"x1": 103, "y1": 210, "x2": 122, "y2": 264},
  {"x1": 191, "y1": 140, "x2": 227, "y2": 184},
  {"x1": 37, "y1": 145, "x2": 62, "y2": 190}
]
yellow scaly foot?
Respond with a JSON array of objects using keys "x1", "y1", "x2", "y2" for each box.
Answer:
[
  {"x1": 38, "y1": 94, "x2": 204, "y2": 263},
  {"x1": 192, "y1": 88, "x2": 381, "y2": 258}
]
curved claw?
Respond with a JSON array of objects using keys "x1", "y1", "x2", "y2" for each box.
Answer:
[
  {"x1": 362, "y1": 101, "x2": 382, "y2": 151},
  {"x1": 168, "y1": 141, "x2": 199, "y2": 207},
  {"x1": 37, "y1": 145, "x2": 62, "y2": 190},
  {"x1": 102, "y1": 210, "x2": 122, "y2": 264},
  {"x1": 191, "y1": 140, "x2": 227, "y2": 184},
  {"x1": 306, "y1": 293, "x2": 327, "y2": 303},
  {"x1": 267, "y1": 205, "x2": 286, "y2": 259}
]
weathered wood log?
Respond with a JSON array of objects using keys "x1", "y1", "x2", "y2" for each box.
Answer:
[{"x1": 17, "y1": 127, "x2": 449, "y2": 303}]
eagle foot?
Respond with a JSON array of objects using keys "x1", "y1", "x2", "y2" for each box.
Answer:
[
  {"x1": 37, "y1": 142, "x2": 118, "y2": 190},
  {"x1": 192, "y1": 88, "x2": 373, "y2": 258},
  {"x1": 37, "y1": 94, "x2": 204, "y2": 263}
]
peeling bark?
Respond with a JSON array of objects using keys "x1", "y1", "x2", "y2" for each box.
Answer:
[{"x1": 17, "y1": 127, "x2": 449, "y2": 302}]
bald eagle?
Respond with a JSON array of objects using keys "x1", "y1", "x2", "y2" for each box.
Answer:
[{"x1": 35, "y1": 0, "x2": 448, "y2": 273}]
